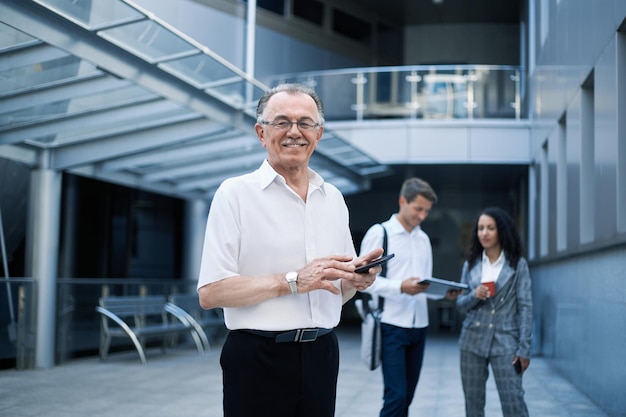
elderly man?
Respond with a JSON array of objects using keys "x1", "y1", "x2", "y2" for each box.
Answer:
[{"x1": 197, "y1": 83, "x2": 383, "y2": 417}]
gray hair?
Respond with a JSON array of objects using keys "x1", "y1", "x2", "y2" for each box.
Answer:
[{"x1": 256, "y1": 83, "x2": 325, "y2": 125}]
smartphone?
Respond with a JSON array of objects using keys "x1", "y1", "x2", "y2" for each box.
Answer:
[
  {"x1": 355, "y1": 253, "x2": 395, "y2": 273},
  {"x1": 513, "y1": 360, "x2": 522, "y2": 374}
]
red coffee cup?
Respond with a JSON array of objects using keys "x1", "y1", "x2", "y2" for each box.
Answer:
[{"x1": 483, "y1": 281, "x2": 496, "y2": 296}]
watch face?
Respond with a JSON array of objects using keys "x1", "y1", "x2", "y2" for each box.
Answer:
[{"x1": 286, "y1": 271, "x2": 298, "y2": 294}]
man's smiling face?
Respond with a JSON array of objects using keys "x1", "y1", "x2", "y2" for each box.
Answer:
[{"x1": 255, "y1": 91, "x2": 323, "y2": 174}]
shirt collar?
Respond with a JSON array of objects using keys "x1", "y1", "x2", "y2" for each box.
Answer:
[
  {"x1": 258, "y1": 159, "x2": 326, "y2": 195},
  {"x1": 388, "y1": 214, "x2": 421, "y2": 235},
  {"x1": 482, "y1": 249, "x2": 505, "y2": 266}
]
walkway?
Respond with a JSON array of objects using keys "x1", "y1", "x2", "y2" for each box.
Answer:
[{"x1": 0, "y1": 325, "x2": 608, "y2": 417}]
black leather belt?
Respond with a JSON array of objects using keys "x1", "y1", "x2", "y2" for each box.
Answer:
[{"x1": 243, "y1": 328, "x2": 333, "y2": 343}]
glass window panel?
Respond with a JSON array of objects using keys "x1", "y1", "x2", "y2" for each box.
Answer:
[
  {"x1": 206, "y1": 81, "x2": 245, "y2": 108},
  {"x1": 243, "y1": 84, "x2": 267, "y2": 111},
  {"x1": 255, "y1": 0, "x2": 284, "y2": 15},
  {"x1": 99, "y1": 20, "x2": 196, "y2": 63},
  {"x1": 0, "y1": 22, "x2": 37, "y2": 50},
  {"x1": 160, "y1": 54, "x2": 238, "y2": 88},
  {"x1": 0, "y1": 56, "x2": 101, "y2": 95},
  {"x1": 70, "y1": 84, "x2": 155, "y2": 111},
  {"x1": 0, "y1": 85, "x2": 154, "y2": 127},
  {"x1": 293, "y1": 0, "x2": 324, "y2": 26},
  {"x1": 332, "y1": 9, "x2": 371, "y2": 43},
  {"x1": 479, "y1": 69, "x2": 517, "y2": 118},
  {"x1": 205, "y1": 81, "x2": 266, "y2": 109},
  {"x1": 0, "y1": 102, "x2": 67, "y2": 127},
  {"x1": 34, "y1": 0, "x2": 143, "y2": 30},
  {"x1": 30, "y1": 105, "x2": 193, "y2": 146},
  {"x1": 298, "y1": 74, "x2": 355, "y2": 121}
]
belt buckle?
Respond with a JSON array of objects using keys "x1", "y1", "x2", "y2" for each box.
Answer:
[{"x1": 296, "y1": 328, "x2": 319, "y2": 342}]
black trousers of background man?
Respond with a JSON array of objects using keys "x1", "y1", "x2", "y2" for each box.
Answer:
[{"x1": 221, "y1": 329, "x2": 339, "y2": 417}]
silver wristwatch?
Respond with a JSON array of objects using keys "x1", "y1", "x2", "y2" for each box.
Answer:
[{"x1": 285, "y1": 271, "x2": 298, "y2": 295}]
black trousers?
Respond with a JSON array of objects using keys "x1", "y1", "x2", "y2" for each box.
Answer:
[{"x1": 220, "y1": 329, "x2": 339, "y2": 417}]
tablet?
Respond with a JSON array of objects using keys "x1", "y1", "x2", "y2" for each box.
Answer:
[{"x1": 417, "y1": 276, "x2": 468, "y2": 297}]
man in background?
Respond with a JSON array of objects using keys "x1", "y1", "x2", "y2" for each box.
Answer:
[{"x1": 360, "y1": 177, "x2": 459, "y2": 417}]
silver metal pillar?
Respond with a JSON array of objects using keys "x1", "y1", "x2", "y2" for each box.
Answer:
[
  {"x1": 182, "y1": 199, "x2": 209, "y2": 285},
  {"x1": 28, "y1": 168, "x2": 62, "y2": 368}
]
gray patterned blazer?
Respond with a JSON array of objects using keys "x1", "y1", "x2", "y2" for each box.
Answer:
[{"x1": 456, "y1": 257, "x2": 533, "y2": 359}]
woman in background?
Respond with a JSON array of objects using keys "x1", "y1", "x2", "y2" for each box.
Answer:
[{"x1": 456, "y1": 207, "x2": 532, "y2": 417}]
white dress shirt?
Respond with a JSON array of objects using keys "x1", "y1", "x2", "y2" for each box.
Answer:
[
  {"x1": 359, "y1": 214, "x2": 433, "y2": 328},
  {"x1": 481, "y1": 250, "x2": 505, "y2": 283},
  {"x1": 197, "y1": 159, "x2": 356, "y2": 331}
]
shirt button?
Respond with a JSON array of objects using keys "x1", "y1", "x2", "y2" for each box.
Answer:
[
  {"x1": 488, "y1": 324, "x2": 493, "y2": 329},
  {"x1": 491, "y1": 310, "x2": 496, "y2": 314}
]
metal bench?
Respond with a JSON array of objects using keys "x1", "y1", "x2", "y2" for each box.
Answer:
[
  {"x1": 167, "y1": 293, "x2": 226, "y2": 351},
  {"x1": 95, "y1": 295, "x2": 205, "y2": 365}
]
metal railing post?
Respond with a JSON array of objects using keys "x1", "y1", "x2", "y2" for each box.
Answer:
[
  {"x1": 512, "y1": 70, "x2": 521, "y2": 120},
  {"x1": 351, "y1": 72, "x2": 367, "y2": 121},
  {"x1": 405, "y1": 71, "x2": 422, "y2": 119},
  {"x1": 466, "y1": 72, "x2": 476, "y2": 120}
]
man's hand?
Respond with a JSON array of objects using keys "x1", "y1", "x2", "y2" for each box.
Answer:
[
  {"x1": 345, "y1": 248, "x2": 385, "y2": 291},
  {"x1": 296, "y1": 248, "x2": 385, "y2": 295},
  {"x1": 338, "y1": 248, "x2": 385, "y2": 304},
  {"x1": 401, "y1": 278, "x2": 430, "y2": 295},
  {"x1": 295, "y1": 254, "x2": 357, "y2": 295}
]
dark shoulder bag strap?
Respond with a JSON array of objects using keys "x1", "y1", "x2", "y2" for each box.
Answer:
[{"x1": 378, "y1": 224, "x2": 388, "y2": 311}]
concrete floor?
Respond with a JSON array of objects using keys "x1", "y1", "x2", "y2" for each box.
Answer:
[{"x1": 0, "y1": 325, "x2": 609, "y2": 417}]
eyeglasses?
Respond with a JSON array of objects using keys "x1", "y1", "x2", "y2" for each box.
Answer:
[{"x1": 260, "y1": 119, "x2": 320, "y2": 131}]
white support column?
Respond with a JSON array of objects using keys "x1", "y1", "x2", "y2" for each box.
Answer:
[
  {"x1": 244, "y1": 0, "x2": 257, "y2": 105},
  {"x1": 245, "y1": 0, "x2": 256, "y2": 79}
]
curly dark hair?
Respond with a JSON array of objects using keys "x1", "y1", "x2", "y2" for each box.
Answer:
[{"x1": 466, "y1": 207, "x2": 524, "y2": 270}]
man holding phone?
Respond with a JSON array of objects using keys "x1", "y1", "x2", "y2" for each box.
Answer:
[
  {"x1": 359, "y1": 177, "x2": 458, "y2": 417},
  {"x1": 197, "y1": 83, "x2": 382, "y2": 417}
]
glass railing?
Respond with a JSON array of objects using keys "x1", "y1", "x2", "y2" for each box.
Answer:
[
  {"x1": 266, "y1": 65, "x2": 526, "y2": 121},
  {"x1": 0, "y1": 278, "x2": 30, "y2": 368},
  {"x1": 1, "y1": 277, "x2": 199, "y2": 369}
]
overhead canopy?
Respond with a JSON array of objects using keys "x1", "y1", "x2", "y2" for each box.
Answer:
[{"x1": 0, "y1": 0, "x2": 390, "y2": 200}]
